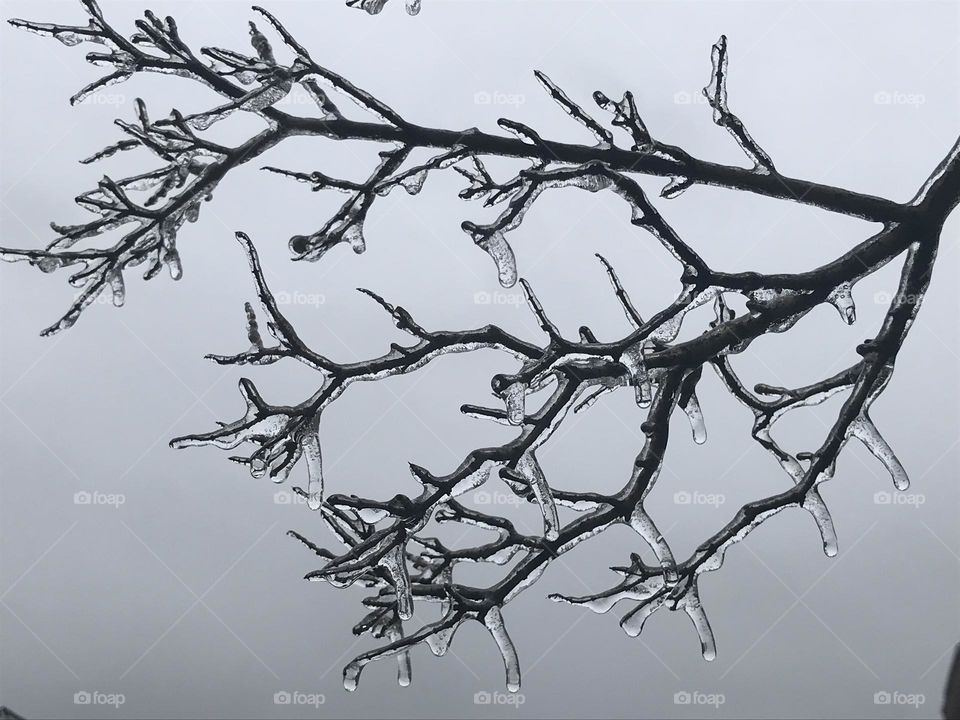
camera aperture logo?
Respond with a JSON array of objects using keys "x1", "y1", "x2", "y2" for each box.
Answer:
[
  {"x1": 74, "y1": 691, "x2": 125, "y2": 708},
  {"x1": 474, "y1": 690, "x2": 525, "y2": 707},
  {"x1": 273, "y1": 690, "x2": 325, "y2": 707},
  {"x1": 674, "y1": 690, "x2": 725, "y2": 708}
]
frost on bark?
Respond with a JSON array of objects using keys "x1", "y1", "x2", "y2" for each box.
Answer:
[{"x1": 4, "y1": 1, "x2": 960, "y2": 693}]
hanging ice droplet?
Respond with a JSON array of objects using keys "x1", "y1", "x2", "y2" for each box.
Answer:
[
  {"x1": 621, "y1": 343, "x2": 652, "y2": 407},
  {"x1": 630, "y1": 505, "x2": 678, "y2": 585},
  {"x1": 465, "y1": 225, "x2": 517, "y2": 287},
  {"x1": 399, "y1": 169, "x2": 428, "y2": 195},
  {"x1": 620, "y1": 597, "x2": 665, "y2": 637},
  {"x1": 302, "y1": 431, "x2": 324, "y2": 511},
  {"x1": 344, "y1": 222, "x2": 366, "y2": 254},
  {"x1": 108, "y1": 272, "x2": 126, "y2": 307},
  {"x1": 517, "y1": 452, "x2": 560, "y2": 541},
  {"x1": 406, "y1": 0, "x2": 422, "y2": 15},
  {"x1": 828, "y1": 283, "x2": 856, "y2": 325},
  {"x1": 681, "y1": 392, "x2": 707, "y2": 444},
  {"x1": 503, "y1": 381, "x2": 526, "y2": 426},
  {"x1": 679, "y1": 586, "x2": 716, "y2": 661},
  {"x1": 379, "y1": 545, "x2": 414, "y2": 620},
  {"x1": 803, "y1": 489, "x2": 838, "y2": 557},
  {"x1": 484, "y1": 607, "x2": 521, "y2": 692},
  {"x1": 850, "y1": 416, "x2": 910, "y2": 490}
]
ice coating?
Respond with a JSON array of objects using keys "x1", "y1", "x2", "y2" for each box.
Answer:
[{"x1": 849, "y1": 416, "x2": 910, "y2": 490}]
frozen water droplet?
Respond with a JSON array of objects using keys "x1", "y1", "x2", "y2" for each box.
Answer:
[
  {"x1": 503, "y1": 382, "x2": 526, "y2": 426},
  {"x1": 828, "y1": 283, "x2": 856, "y2": 325},
  {"x1": 621, "y1": 343, "x2": 652, "y2": 407},
  {"x1": 344, "y1": 223, "x2": 366, "y2": 254},
  {"x1": 406, "y1": 0, "x2": 422, "y2": 15},
  {"x1": 108, "y1": 272, "x2": 126, "y2": 307},
  {"x1": 399, "y1": 169, "x2": 428, "y2": 195}
]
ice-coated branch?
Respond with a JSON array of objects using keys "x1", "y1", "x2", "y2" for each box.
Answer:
[
  {"x1": 3, "y1": 1, "x2": 921, "y2": 335},
  {"x1": 6, "y1": 0, "x2": 960, "y2": 696}
]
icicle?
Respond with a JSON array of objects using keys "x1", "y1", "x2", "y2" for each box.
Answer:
[
  {"x1": 629, "y1": 505, "x2": 678, "y2": 585},
  {"x1": 516, "y1": 452, "x2": 560, "y2": 541},
  {"x1": 385, "y1": 623, "x2": 412, "y2": 687},
  {"x1": 344, "y1": 222, "x2": 366, "y2": 254},
  {"x1": 108, "y1": 271, "x2": 125, "y2": 307},
  {"x1": 677, "y1": 585, "x2": 716, "y2": 661},
  {"x1": 681, "y1": 392, "x2": 707, "y2": 444},
  {"x1": 828, "y1": 283, "x2": 856, "y2": 325},
  {"x1": 379, "y1": 545, "x2": 414, "y2": 620},
  {"x1": 302, "y1": 430, "x2": 324, "y2": 510},
  {"x1": 465, "y1": 226, "x2": 518, "y2": 287},
  {"x1": 620, "y1": 596, "x2": 666, "y2": 637},
  {"x1": 849, "y1": 416, "x2": 910, "y2": 490},
  {"x1": 484, "y1": 607, "x2": 521, "y2": 692},
  {"x1": 503, "y1": 382, "x2": 526, "y2": 425},
  {"x1": 621, "y1": 343, "x2": 652, "y2": 407},
  {"x1": 803, "y1": 489, "x2": 838, "y2": 557}
]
